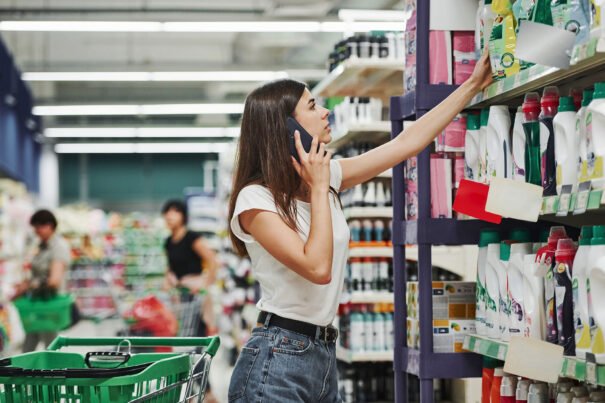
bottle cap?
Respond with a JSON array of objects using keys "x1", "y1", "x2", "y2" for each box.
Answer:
[
  {"x1": 541, "y1": 86, "x2": 560, "y2": 111},
  {"x1": 548, "y1": 226, "x2": 568, "y2": 247},
  {"x1": 579, "y1": 226, "x2": 594, "y2": 246},
  {"x1": 592, "y1": 225, "x2": 605, "y2": 246},
  {"x1": 500, "y1": 376, "x2": 517, "y2": 397},
  {"x1": 516, "y1": 379, "x2": 531, "y2": 400},
  {"x1": 593, "y1": 82, "x2": 605, "y2": 100},
  {"x1": 480, "y1": 108, "x2": 490, "y2": 127},
  {"x1": 523, "y1": 92, "x2": 541, "y2": 117},
  {"x1": 558, "y1": 96, "x2": 576, "y2": 112},
  {"x1": 555, "y1": 238, "x2": 576, "y2": 256},
  {"x1": 494, "y1": 367, "x2": 505, "y2": 377},
  {"x1": 479, "y1": 229, "x2": 501, "y2": 247},
  {"x1": 582, "y1": 89, "x2": 594, "y2": 107},
  {"x1": 500, "y1": 242, "x2": 512, "y2": 261},
  {"x1": 467, "y1": 113, "x2": 480, "y2": 130},
  {"x1": 510, "y1": 228, "x2": 531, "y2": 243}
]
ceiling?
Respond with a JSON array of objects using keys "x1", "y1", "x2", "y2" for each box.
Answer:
[{"x1": 0, "y1": 0, "x2": 403, "y2": 144}]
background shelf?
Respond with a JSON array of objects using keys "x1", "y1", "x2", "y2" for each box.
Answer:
[
  {"x1": 349, "y1": 246, "x2": 392, "y2": 258},
  {"x1": 337, "y1": 346, "x2": 394, "y2": 363},
  {"x1": 312, "y1": 58, "x2": 405, "y2": 100},
  {"x1": 344, "y1": 206, "x2": 392, "y2": 220},
  {"x1": 341, "y1": 291, "x2": 394, "y2": 304},
  {"x1": 329, "y1": 121, "x2": 392, "y2": 150}
]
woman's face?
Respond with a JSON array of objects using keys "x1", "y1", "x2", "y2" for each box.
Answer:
[
  {"x1": 164, "y1": 208, "x2": 185, "y2": 230},
  {"x1": 293, "y1": 88, "x2": 332, "y2": 144}
]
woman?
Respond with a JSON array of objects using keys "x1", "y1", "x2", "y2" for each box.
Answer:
[
  {"x1": 19, "y1": 210, "x2": 71, "y2": 352},
  {"x1": 227, "y1": 52, "x2": 493, "y2": 402},
  {"x1": 162, "y1": 199, "x2": 218, "y2": 336}
]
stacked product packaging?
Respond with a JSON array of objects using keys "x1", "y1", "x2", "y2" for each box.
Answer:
[{"x1": 407, "y1": 281, "x2": 476, "y2": 353}]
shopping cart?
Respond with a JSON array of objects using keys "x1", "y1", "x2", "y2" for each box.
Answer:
[{"x1": 0, "y1": 336, "x2": 220, "y2": 402}]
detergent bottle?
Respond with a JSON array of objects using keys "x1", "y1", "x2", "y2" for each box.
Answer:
[
  {"x1": 466, "y1": 113, "x2": 482, "y2": 180},
  {"x1": 486, "y1": 241, "x2": 503, "y2": 339},
  {"x1": 577, "y1": 89, "x2": 594, "y2": 184},
  {"x1": 588, "y1": 225, "x2": 605, "y2": 363},
  {"x1": 584, "y1": 82, "x2": 605, "y2": 188},
  {"x1": 554, "y1": 96, "x2": 580, "y2": 193},
  {"x1": 487, "y1": 105, "x2": 513, "y2": 179},
  {"x1": 539, "y1": 86, "x2": 560, "y2": 196},
  {"x1": 573, "y1": 226, "x2": 593, "y2": 359},
  {"x1": 508, "y1": 238, "x2": 533, "y2": 338},
  {"x1": 477, "y1": 229, "x2": 502, "y2": 336},
  {"x1": 554, "y1": 238, "x2": 577, "y2": 356},
  {"x1": 523, "y1": 92, "x2": 543, "y2": 186},
  {"x1": 523, "y1": 253, "x2": 545, "y2": 339},
  {"x1": 512, "y1": 106, "x2": 527, "y2": 181},
  {"x1": 481, "y1": 108, "x2": 491, "y2": 183}
]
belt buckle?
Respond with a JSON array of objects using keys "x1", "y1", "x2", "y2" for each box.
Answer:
[{"x1": 324, "y1": 326, "x2": 338, "y2": 343}]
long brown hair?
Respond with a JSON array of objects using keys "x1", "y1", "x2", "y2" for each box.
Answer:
[{"x1": 228, "y1": 79, "x2": 307, "y2": 257}]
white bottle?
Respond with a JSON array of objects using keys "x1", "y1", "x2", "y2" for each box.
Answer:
[
  {"x1": 554, "y1": 96, "x2": 580, "y2": 193},
  {"x1": 475, "y1": 0, "x2": 485, "y2": 52},
  {"x1": 373, "y1": 312, "x2": 385, "y2": 351},
  {"x1": 572, "y1": 386, "x2": 590, "y2": 403},
  {"x1": 589, "y1": 391, "x2": 605, "y2": 402},
  {"x1": 487, "y1": 105, "x2": 512, "y2": 179},
  {"x1": 590, "y1": 0, "x2": 605, "y2": 38},
  {"x1": 479, "y1": 0, "x2": 496, "y2": 52},
  {"x1": 501, "y1": 374, "x2": 518, "y2": 401},
  {"x1": 512, "y1": 106, "x2": 527, "y2": 181},
  {"x1": 384, "y1": 312, "x2": 394, "y2": 351},
  {"x1": 364, "y1": 181, "x2": 377, "y2": 207},
  {"x1": 480, "y1": 108, "x2": 490, "y2": 183},
  {"x1": 498, "y1": 242, "x2": 513, "y2": 341},
  {"x1": 522, "y1": 253, "x2": 546, "y2": 339},
  {"x1": 586, "y1": 82, "x2": 605, "y2": 189},
  {"x1": 577, "y1": 90, "x2": 593, "y2": 184},
  {"x1": 529, "y1": 383, "x2": 549, "y2": 403},
  {"x1": 517, "y1": 379, "x2": 531, "y2": 403},
  {"x1": 559, "y1": 392, "x2": 575, "y2": 403},
  {"x1": 574, "y1": 226, "x2": 594, "y2": 359},
  {"x1": 485, "y1": 242, "x2": 502, "y2": 339},
  {"x1": 508, "y1": 242, "x2": 532, "y2": 338},
  {"x1": 477, "y1": 230, "x2": 501, "y2": 336},
  {"x1": 588, "y1": 225, "x2": 605, "y2": 363},
  {"x1": 363, "y1": 311, "x2": 374, "y2": 351},
  {"x1": 465, "y1": 113, "x2": 481, "y2": 181},
  {"x1": 376, "y1": 182, "x2": 386, "y2": 207},
  {"x1": 350, "y1": 311, "x2": 365, "y2": 352}
]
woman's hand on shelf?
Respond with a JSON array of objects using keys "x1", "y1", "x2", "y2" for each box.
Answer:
[{"x1": 468, "y1": 50, "x2": 493, "y2": 92}]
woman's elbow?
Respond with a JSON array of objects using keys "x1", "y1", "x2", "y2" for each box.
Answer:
[{"x1": 311, "y1": 265, "x2": 332, "y2": 285}]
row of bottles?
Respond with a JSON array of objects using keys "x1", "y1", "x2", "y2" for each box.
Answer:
[
  {"x1": 338, "y1": 363, "x2": 395, "y2": 403},
  {"x1": 349, "y1": 219, "x2": 392, "y2": 245},
  {"x1": 338, "y1": 304, "x2": 394, "y2": 353},
  {"x1": 341, "y1": 179, "x2": 392, "y2": 209},
  {"x1": 332, "y1": 97, "x2": 383, "y2": 132},
  {"x1": 327, "y1": 32, "x2": 404, "y2": 72},
  {"x1": 346, "y1": 257, "x2": 393, "y2": 293}
]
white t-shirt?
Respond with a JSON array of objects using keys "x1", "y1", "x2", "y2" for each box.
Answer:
[{"x1": 230, "y1": 160, "x2": 350, "y2": 326}]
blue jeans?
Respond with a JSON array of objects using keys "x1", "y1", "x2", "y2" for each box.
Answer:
[{"x1": 228, "y1": 324, "x2": 342, "y2": 402}]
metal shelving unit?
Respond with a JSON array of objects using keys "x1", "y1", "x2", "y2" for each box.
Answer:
[{"x1": 329, "y1": 121, "x2": 392, "y2": 150}]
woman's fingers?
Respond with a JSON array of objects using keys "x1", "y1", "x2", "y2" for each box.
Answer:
[
  {"x1": 323, "y1": 148, "x2": 333, "y2": 164},
  {"x1": 291, "y1": 156, "x2": 302, "y2": 176}
]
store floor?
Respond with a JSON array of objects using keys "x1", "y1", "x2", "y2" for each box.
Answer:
[{"x1": 64, "y1": 319, "x2": 234, "y2": 403}]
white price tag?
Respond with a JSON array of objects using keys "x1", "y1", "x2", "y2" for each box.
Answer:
[
  {"x1": 475, "y1": 339, "x2": 482, "y2": 353},
  {"x1": 463, "y1": 336, "x2": 470, "y2": 351},
  {"x1": 514, "y1": 73, "x2": 522, "y2": 87},
  {"x1": 587, "y1": 361, "x2": 597, "y2": 385},
  {"x1": 566, "y1": 359, "x2": 576, "y2": 378},
  {"x1": 498, "y1": 345, "x2": 507, "y2": 361}
]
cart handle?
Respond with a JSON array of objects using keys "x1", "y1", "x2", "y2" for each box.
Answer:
[{"x1": 48, "y1": 336, "x2": 220, "y2": 357}]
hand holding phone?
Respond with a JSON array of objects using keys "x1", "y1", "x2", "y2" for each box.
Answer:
[{"x1": 287, "y1": 117, "x2": 319, "y2": 163}]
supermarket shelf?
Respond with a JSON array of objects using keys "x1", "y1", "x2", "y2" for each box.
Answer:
[
  {"x1": 336, "y1": 346, "x2": 393, "y2": 363},
  {"x1": 391, "y1": 84, "x2": 458, "y2": 120},
  {"x1": 344, "y1": 206, "x2": 392, "y2": 220},
  {"x1": 312, "y1": 58, "x2": 404, "y2": 100},
  {"x1": 463, "y1": 334, "x2": 605, "y2": 385},
  {"x1": 349, "y1": 246, "x2": 392, "y2": 258},
  {"x1": 469, "y1": 37, "x2": 605, "y2": 108},
  {"x1": 342, "y1": 291, "x2": 394, "y2": 304},
  {"x1": 400, "y1": 346, "x2": 482, "y2": 378},
  {"x1": 405, "y1": 245, "x2": 470, "y2": 279},
  {"x1": 329, "y1": 121, "x2": 392, "y2": 150}
]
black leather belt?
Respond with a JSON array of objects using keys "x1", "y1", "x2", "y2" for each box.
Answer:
[{"x1": 258, "y1": 311, "x2": 339, "y2": 343}]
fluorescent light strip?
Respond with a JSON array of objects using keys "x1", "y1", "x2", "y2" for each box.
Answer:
[
  {"x1": 33, "y1": 103, "x2": 245, "y2": 116},
  {"x1": 338, "y1": 9, "x2": 408, "y2": 22},
  {"x1": 22, "y1": 71, "x2": 290, "y2": 82},
  {"x1": 45, "y1": 127, "x2": 240, "y2": 138},
  {"x1": 54, "y1": 142, "x2": 231, "y2": 154},
  {"x1": 0, "y1": 20, "x2": 404, "y2": 33}
]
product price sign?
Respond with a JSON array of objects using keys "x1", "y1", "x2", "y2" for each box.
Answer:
[
  {"x1": 574, "y1": 181, "x2": 592, "y2": 215},
  {"x1": 587, "y1": 361, "x2": 597, "y2": 385},
  {"x1": 557, "y1": 185, "x2": 573, "y2": 216},
  {"x1": 565, "y1": 359, "x2": 576, "y2": 379},
  {"x1": 474, "y1": 339, "x2": 482, "y2": 354},
  {"x1": 462, "y1": 336, "x2": 470, "y2": 351},
  {"x1": 497, "y1": 345, "x2": 507, "y2": 361}
]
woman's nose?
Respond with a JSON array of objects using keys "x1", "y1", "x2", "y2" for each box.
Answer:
[{"x1": 321, "y1": 107, "x2": 329, "y2": 119}]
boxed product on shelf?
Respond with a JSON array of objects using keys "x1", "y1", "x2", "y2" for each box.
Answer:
[
  {"x1": 407, "y1": 281, "x2": 476, "y2": 320},
  {"x1": 407, "y1": 318, "x2": 475, "y2": 353},
  {"x1": 436, "y1": 113, "x2": 467, "y2": 152},
  {"x1": 429, "y1": 30, "x2": 453, "y2": 85},
  {"x1": 430, "y1": 154, "x2": 453, "y2": 218},
  {"x1": 404, "y1": 11, "x2": 417, "y2": 93},
  {"x1": 405, "y1": 157, "x2": 418, "y2": 221},
  {"x1": 452, "y1": 31, "x2": 477, "y2": 85}
]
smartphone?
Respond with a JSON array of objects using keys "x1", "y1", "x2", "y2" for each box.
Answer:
[{"x1": 287, "y1": 117, "x2": 317, "y2": 163}]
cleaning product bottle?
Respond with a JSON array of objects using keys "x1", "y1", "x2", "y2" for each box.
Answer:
[
  {"x1": 500, "y1": 242, "x2": 514, "y2": 341},
  {"x1": 540, "y1": 86, "x2": 560, "y2": 196},
  {"x1": 588, "y1": 225, "x2": 605, "y2": 363},
  {"x1": 486, "y1": 241, "x2": 503, "y2": 339},
  {"x1": 364, "y1": 182, "x2": 377, "y2": 207},
  {"x1": 513, "y1": 106, "x2": 527, "y2": 181},
  {"x1": 501, "y1": 374, "x2": 519, "y2": 403},
  {"x1": 571, "y1": 386, "x2": 589, "y2": 403},
  {"x1": 523, "y1": 253, "x2": 545, "y2": 339},
  {"x1": 508, "y1": 240, "x2": 533, "y2": 338},
  {"x1": 466, "y1": 113, "x2": 482, "y2": 180},
  {"x1": 589, "y1": 391, "x2": 605, "y2": 402},
  {"x1": 578, "y1": 89, "x2": 594, "y2": 184},
  {"x1": 554, "y1": 238, "x2": 577, "y2": 356},
  {"x1": 528, "y1": 383, "x2": 550, "y2": 403},
  {"x1": 536, "y1": 226, "x2": 568, "y2": 344},
  {"x1": 584, "y1": 82, "x2": 605, "y2": 188},
  {"x1": 517, "y1": 379, "x2": 531, "y2": 403},
  {"x1": 554, "y1": 96, "x2": 580, "y2": 193},
  {"x1": 480, "y1": 0, "x2": 497, "y2": 51},
  {"x1": 477, "y1": 0, "x2": 486, "y2": 52},
  {"x1": 590, "y1": 0, "x2": 605, "y2": 37},
  {"x1": 481, "y1": 108, "x2": 491, "y2": 183},
  {"x1": 492, "y1": 367, "x2": 505, "y2": 403},
  {"x1": 483, "y1": 357, "x2": 500, "y2": 403},
  {"x1": 489, "y1": 0, "x2": 521, "y2": 80},
  {"x1": 551, "y1": 0, "x2": 591, "y2": 45},
  {"x1": 478, "y1": 229, "x2": 502, "y2": 336},
  {"x1": 523, "y1": 92, "x2": 543, "y2": 186},
  {"x1": 487, "y1": 105, "x2": 513, "y2": 179},
  {"x1": 574, "y1": 226, "x2": 594, "y2": 359}
]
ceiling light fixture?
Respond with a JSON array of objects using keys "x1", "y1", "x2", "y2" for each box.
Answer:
[
  {"x1": 33, "y1": 103, "x2": 245, "y2": 116},
  {"x1": 22, "y1": 71, "x2": 291, "y2": 82},
  {"x1": 45, "y1": 127, "x2": 240, "y2": 138},
  {"x1": 54, "y1": 142, "x2": 231, "y2": 154}
]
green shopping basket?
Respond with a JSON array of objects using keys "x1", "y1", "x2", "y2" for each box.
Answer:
[
  {"x1": 13, "y1": 294, "x2": 73, "y2": 333},
  {"x1": 0, "y1": 336, "x2": 220, "y2": 403}
]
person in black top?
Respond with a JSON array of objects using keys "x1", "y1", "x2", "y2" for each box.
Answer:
[{"x1": 162, "y1": 200, "x2": 218, "y2": 335}]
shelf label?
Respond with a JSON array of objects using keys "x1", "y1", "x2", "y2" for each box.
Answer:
[
  {"x1": 463, "y1": 336, "x2": 471, "y2": 351},
  {"x1": 557, "y1": 186, "x2": 573, "y2": 216},
  {"x1": 574, "y1": 181, "x2": 591, "y2": 215},
  {"x1": 497, "y1": 345, "x2": 507, "y2": 361},
  {"x1": 587, "y1": 362, "x2": 597, "y2": 385},
  {"x1": 475, "y1": 339, "x2": 482, "y2": 353},
  {"x1": 565, "y1": 359, "x2": 577, "y2": 378}
]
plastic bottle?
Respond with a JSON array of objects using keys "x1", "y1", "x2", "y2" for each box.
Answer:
[
  {"x1": 350, "y1": 310, "x2": 364, "y2": 352},
  {"x1": 588, "y1": 225, "x2": 605, "y2": 363},
  {"x1": 486, "y1": 241, "x2": 503, "y2": 339},
  {"x1": 571, "y1": 386, "x2": 589, "y2": 402},
  {"x1": 513, "y1": 106, "x2": 527, "y2": 181},
  {"x1": 523, "y1": 253, "x2": 545, "y2": 339},
  {"x1": 523, "y1": 92, "x2": 543, "y2": 186},
  {"x1": 554, "y1": 238, "x2": 577, "y2": 355},
  {"x1": 350, "y1": 220, "x2": 362, "y2": 243},
  {"x1": 466, "y1": 113, "x2": 482, "y2": 181},
  {"x1": 480, "y1": 0, "x2": 496, "y2": 51},
  {"x1": 540, "y1": 86, "x2": 560, "y2": 196},
  {"x1": 517, "y1": 379, "x2": 531, "y2": 403},
  {"x1": 352, "y1": 184, "x2": 364, "y2": 207},
  {"x1": 362, "y1": 220, "x2": 373, "y2": 243},
  {"x1": 374, "y1": 220, "x2": 385, "y2": 243},
  {"x1": 492, "y1": 367, "x2": 505, "y2": 403},
  {"x1": 501, "y1": 374, "x2": 519, "y2": 403},
  {"x1": 487, "y1": 105, "x2": 513, "y2": 179},
  {"x1": 509, "y1": 241, "x2": 533, "y2": 338},
  {"x1": 478, "y1": 229, "x2": 502, "y2": 336},
  {"x1": 375, "y1": 182, "x2": 386, "y2": 207},
  {"x1": 476, "y1": 0, "x2": 486, "y2": 52},
  {"x1": 363, "y1": 310, "x2": 374, "y2": 351},
  {"x1": 373, "y1": 311, "x2": 385, "y2": 351},
  {"x1": 589, "y1": 391, "x2": 605, "y2": 402},
  {"x1": 500, "y1": 242, "x2": 514, "y2": 341},
  {"x1": 577, "y1": 89, "x2": 594, "y2": 184},
  {"x1": 558, "y1": 392, "x2": 575, "y2": 403},
  {"x1": 536, "y1": 226, "x2": 568, "y2": 344},
  {"x1": 574, "y1": 226, "x2": 594, "y2": 359},
  {"x1": 528, "y1": 382, "x2": 549, "y2": 403},
  {"x1": 590, "y1": 0, "x2": 605, "y2": 38},
  {"x1": 554, "y1": 96, "x2": 580, "y2": 193},
  {"x1": 585, "y1": 82, "x2": 605, "y2": 189},
  {"x1": 480, "y1": 108, "x2": 491, "y2": 183},
  {"x1": 384, "y1": 311, "x2": 394, "y2": 351},
  {"x1": 483, "y1": 357, "x2": 500, "y2": 403}
]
